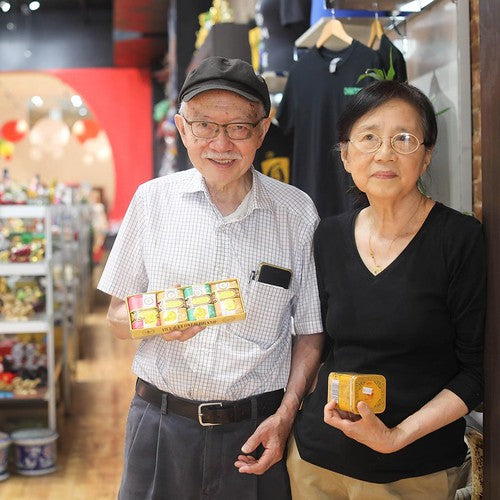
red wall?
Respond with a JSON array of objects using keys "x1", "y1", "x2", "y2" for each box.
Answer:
[{"x1": 50, "y1": 67, "x2": 153, "y2": 223}]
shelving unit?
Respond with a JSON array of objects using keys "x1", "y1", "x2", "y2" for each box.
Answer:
[
  {"x1": 52, "y1": 204, "x2": 92, "y2": 412},
  {"x1": 0, "y1": 205, "x2": 57, "y2": 431},
  {"x1": 0, "y1": 204, "x2": 93, "y2": 431}
]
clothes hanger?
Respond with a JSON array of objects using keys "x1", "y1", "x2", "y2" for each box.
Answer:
[
  {"x1": 367, "y1": 2, "x2": 384, "y2": 48},
  {"x1": 315, "y1": 10, "x2": 353, "y2": 48}
]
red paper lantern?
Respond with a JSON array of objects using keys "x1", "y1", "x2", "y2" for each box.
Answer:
[
  {"x1": 72, "y1": 119, "x2": 100, "y2": 143},
  {"x1": 1, "y1": 119, "x2": 28, "y2": 143}
]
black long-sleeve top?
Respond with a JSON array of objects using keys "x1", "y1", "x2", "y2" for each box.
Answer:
[{"x1": 294, "y1": 202, "x2": 486, "y2": 483}]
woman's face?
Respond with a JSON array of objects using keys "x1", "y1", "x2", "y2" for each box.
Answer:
[{"x1": 341, "y1": 98, "x2": 433, "y2": 202}]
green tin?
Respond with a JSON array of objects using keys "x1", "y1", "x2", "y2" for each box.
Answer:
[
  {"x1": 187, "y1": 304, "x2": 216, "y2": 321},
  {"x1": 183, "y1": 283, "x2": 211, "y2": 299}
]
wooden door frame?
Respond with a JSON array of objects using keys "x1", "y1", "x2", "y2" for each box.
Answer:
[{"x1": 479, "y1": 0, "x2": 500, "y2": 497}]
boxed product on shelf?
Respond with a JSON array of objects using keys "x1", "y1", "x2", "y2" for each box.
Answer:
[
  {"x1": 327, "y1": 372, "x2": 386, "y2": 415},
  {"x1": 126, "y1": 279, "x2": 246, "y2": 339},
  {"x1": 0, "y1": 216, "x2": 46, "y2": 263},
  {"x1": 0, "y1": 276, "x2": 45, "y2": 321}
]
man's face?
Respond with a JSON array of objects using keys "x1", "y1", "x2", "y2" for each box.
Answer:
[{"x1": 174, "y1": 90, "x2": 270, "y2": 191}]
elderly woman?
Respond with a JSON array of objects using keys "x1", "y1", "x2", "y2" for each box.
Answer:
[{"x1": 287, "y1": 80, "x2": 486, "y2": 499}]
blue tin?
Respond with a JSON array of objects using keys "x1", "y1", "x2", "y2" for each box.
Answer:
[
  {"x1": 0, "y1": 431, "x2": 11, "y2": 481},
  {"x1": 11, "y1": 428, "x2": 58, "y2": 476}
]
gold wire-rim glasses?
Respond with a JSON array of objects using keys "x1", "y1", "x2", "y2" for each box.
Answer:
[{"x1": 349, "y1": 132, "x2": 425, "y2": 155}]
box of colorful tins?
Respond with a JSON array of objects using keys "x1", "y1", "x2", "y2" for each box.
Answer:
[{"x1": 126, "y1": 279, "x2": 246, "y2": 339}]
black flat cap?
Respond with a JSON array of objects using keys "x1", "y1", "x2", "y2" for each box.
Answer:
[{"x1": 179, "y1": 56, "x2": 271, "y2": 116}]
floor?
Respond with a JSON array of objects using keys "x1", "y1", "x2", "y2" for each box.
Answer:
[{"x1": 1, "y1": 292, "x2": 137, "y2": 499}]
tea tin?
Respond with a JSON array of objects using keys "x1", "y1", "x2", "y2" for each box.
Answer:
[{"x1": 327, "y1": 372, "x2": 386, "y2": 415}]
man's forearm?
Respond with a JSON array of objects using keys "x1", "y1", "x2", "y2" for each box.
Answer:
[
  {"x1": 107, "y1": 296, "x2": 133, "y2": 339},
  {"x1": 277, "y1": 333, "x2": 324, "y2": 421}
]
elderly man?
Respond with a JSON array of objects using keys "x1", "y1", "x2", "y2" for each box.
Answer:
[{"x1": 98, "y1": 56, "x2": 323, "y2": 500}]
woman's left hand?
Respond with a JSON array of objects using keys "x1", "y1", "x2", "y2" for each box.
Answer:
[{"x1": 324, "y1": 400, "x2": 404, "y2": 454}]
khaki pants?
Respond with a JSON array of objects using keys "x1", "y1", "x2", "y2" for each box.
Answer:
[{"x1": 287, "y1": 434, "x2": 461, "y2": 500}]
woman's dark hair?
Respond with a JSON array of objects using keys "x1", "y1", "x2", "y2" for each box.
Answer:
[{"x1": 337, "y1": 80, "x2": 438, "y2": 149}]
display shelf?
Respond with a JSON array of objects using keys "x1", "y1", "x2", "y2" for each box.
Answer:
[
  {"x1": 51, "y1": 204, "x2": 92, "y2": 413},
  {"x1": 324, "y1": 0, "x2": 436, "y2": 13},
  {"x1": 0, "y1": 204, "x2": 48, "y2": 219},
  {"x1": 0, "y1": 314, "x2": 50, "y2": 334},
  {"x1": 0, "y1": 204, "x2": 93, "y2": 430},
  {"x1": 0, "y1": 388, "x2": 47, "y2": 404},
  {"x1": 0, "y1": 204, "x2": 56, "y2": 430},
  {"x1": 0, "y1": 262, "x2": 50, "y2": 276}
]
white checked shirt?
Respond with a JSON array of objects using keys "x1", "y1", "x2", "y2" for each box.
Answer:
[{"x1": 98, "y1": 167, "x2": 322, "y2": 400}]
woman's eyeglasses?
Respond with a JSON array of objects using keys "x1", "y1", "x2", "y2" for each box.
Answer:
[
  {"x1": 180, "y1": 114, "x2": 265, "y2": 141},
  {"x1": 349, "y1": 132, "x2": 425, "y2": 155}
]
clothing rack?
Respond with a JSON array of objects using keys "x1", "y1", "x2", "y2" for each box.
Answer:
[{"x1": 294, "y1": 14, "x2": 407, "y2": 49}]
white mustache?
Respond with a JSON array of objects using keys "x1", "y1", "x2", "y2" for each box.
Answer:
[{"x1": 202, "y1": 152, "x2": 242, "y2": 161}]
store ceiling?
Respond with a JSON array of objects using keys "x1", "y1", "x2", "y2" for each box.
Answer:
[
  {"x1": 40, "y1": 0, "x2": 169, "y2": 68},
  {"x1": 112, "y1": 0, "x2": 169, "y2": 68}
]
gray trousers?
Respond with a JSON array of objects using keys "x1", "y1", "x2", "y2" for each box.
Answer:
[{"x1": 118, "y1": 393, "x2": 291, "y2": 500}]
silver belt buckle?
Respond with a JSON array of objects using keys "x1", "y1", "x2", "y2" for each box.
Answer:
[{"x1": 198, "y1": 402, "x2": 223, "y2": 426}]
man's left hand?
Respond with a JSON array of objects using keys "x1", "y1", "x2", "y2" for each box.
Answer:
[{"x1": 234, "y1": 412, "x2": 294, "y2": 475}]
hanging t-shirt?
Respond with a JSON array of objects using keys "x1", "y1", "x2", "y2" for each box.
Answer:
[
  {"x1": 254, "y1": 122, "x2": 293, "y2": 184},
  {"x1": 255, "y1": 0, "x2": 311, "y2": 73},
  {"x1": 377, "y1": 33, "x2": 407, "y2": 82},
  {"x1": 277, "y1": 42, "x2": 381, "y2": 218}
]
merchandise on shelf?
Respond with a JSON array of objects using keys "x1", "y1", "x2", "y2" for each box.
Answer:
[
  {"x1": 0, "y1": 168, "x2": 98, "y2": 207},
  {"x1": 0, "y1": 218, "x2": 46, "y2": 263},
  {"x1": 0, "y1": 169, "x2": 28, "y2": 205},
  {"x1": 0, "y1": 277, "x2": 45, "y2": 321},
  {"x1": 0, "y1": 333, "x2": 47, "y2": 391}
]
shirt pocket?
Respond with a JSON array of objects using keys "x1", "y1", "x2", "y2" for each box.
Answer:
[{"x1": 234, "y1": 280, "x2": 293, "y2": 349}]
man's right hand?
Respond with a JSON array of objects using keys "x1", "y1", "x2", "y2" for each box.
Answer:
[{"x1": 161, "y1": 325, "x2": 205, "y2": 342}]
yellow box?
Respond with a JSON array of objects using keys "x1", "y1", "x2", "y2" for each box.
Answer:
[
  {"x1": 126, "y1": 279, "x2": 246, "y2": 339},
  {"x1": 327, "y1": 372, "x2": 386, "y2": 415}
]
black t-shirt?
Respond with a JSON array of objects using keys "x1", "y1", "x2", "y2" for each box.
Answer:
[
  {"x1": 276, "y1": 42, "x2": 381, "y2": 218},
  {"x1": 255, "y1": 0, "x2": 311, "y2": 73},
  {"x1": 295, "y1": 202, "x2": 486, "y2": 483},
  {"x1": 378, "y1": 34, "x2": 407, "y2": 82},
  {"x1": 253, "y1": 122, "x2": 293, "y2": 184}
]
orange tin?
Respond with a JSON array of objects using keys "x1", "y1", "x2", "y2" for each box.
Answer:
[{"x1": 327, "y1": 372, "x2": 386, "y2": 415}]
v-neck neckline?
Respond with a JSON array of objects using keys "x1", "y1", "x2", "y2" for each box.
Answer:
[{"x1": 350, "y1": 202, "x2": 440, "y2": 279}]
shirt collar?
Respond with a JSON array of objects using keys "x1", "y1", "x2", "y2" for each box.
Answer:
[{"x1": 180, "y1": 167, "x2": 275, "y2": 214}]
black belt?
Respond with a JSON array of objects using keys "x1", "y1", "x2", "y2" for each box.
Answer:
[{"x1": 136, "y1": 378, "x2": 284, "y2": 426}]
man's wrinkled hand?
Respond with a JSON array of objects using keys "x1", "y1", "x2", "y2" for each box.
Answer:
[
  {"x1": 161, "y1": 325, "x2": 205, "y2": 342},
  {"x1": 234, "y1": 412, "x2": 293, "y2": 475}
]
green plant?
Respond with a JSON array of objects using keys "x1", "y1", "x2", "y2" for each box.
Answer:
[{"x1": 357, "y1": 48, "x2": 396, "y2": 83}]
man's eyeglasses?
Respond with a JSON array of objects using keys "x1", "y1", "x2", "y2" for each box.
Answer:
[
  {"x1": 349, "y1": 132, "x2": 425, "y2": 155},
  {"x1": 180, "y1": 114, "x2": 265, "y2": 141}
]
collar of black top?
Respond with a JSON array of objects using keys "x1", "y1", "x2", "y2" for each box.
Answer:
[{"x1": 178, "y1": 56, "x2": 271, "y2": 117}]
